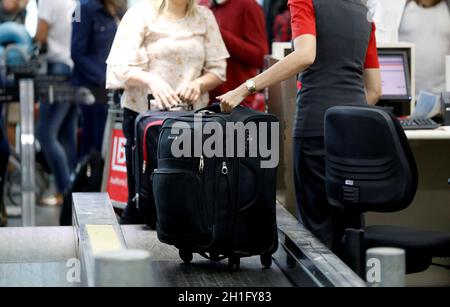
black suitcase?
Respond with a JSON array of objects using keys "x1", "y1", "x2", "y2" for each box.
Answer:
[
  {"x1": 133, "y1": 110, "x2": 189, "y2": 227},
  {"x1": 153, "y1": 105, "x2": 279, "y2": 270}
]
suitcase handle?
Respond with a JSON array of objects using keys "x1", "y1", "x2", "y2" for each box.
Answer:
[
  {"x1": 148, "y1": 95, "x2": 193, "y2": 111},
  {"x1": 196, "y1": 103, "x2": 244, "y2": 115}
]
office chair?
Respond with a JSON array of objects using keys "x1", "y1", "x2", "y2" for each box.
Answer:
[{"x1": 324, "y1": 105, "x2": 450, "y2": 277}]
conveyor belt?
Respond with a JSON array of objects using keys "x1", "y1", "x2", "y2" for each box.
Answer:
[
  {"x1": 122, "y1": 225, "x2": 293, "y2": 287},
  {"x1": 0, "y1": 193, "x2": 366, "y2": 287}
]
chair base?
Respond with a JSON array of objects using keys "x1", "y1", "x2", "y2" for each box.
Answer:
[{"x1": 341, "y1": 225, "x2": 450, "y2": 275}]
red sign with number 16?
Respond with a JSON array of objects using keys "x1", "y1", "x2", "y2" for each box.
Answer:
[{"x1": 106, "y1": 128, "x2": 128, "y2": 204}]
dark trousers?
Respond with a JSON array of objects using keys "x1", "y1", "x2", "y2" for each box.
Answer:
[
  {"x1": 120, "y1": 108, "x2": 144, "y2": 224},
  {"x1": 37, "y1": 63, "x2": 77, "y2": 193},
  {"x1": 293, "y1": 137, "x2": 361, "y2": 252},
  {"x1": 79, "y1": 103, "x2": 108, "y2": 161}
]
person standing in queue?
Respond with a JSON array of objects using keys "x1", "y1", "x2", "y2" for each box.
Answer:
[
  {"x1": 106, "y1": 0, "x2": 229, "y2": 225},
  {"x1": 272, "y1": 0, "x2": 292, "y2": 42},
  {"x1": 35, "y1": 0, "x2": 77, "y2": 207},
  {"x1": 71, "y1": 0, "x2": 126, "y2": 161},
  {"x1": 217, "y1": 0, "x2": 382, "y2": 251},
  {"x1": 399, "y1": 0, "x2": 450, "y2": 96},
  {"x1": 262, "y1": 0, "x2": 279, "y2": 49},
  {"x1": 202, "y1": 0, "x2": 268, "y2": 110},
  {"x1": 57, "y1": 0, "x2": 127, "y2": 226}
]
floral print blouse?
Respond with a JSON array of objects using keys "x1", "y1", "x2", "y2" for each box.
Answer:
[{"x1": 106, "y1": 0, "x2": 229, "y2": 113}]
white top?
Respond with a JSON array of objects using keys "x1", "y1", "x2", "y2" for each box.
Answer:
[
  {"x1": 38, "y1": 0, "x2": 75, "y2": 68},
  {"x1": 399, "y1": 1, "x2": 450, "y2": 95},
  {"x1": 106, "y1": 1, "x2": 229, "y2": 113}
]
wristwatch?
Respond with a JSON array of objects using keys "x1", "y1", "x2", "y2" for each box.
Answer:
[{"x1": 245, "y1": 79, "x2": 257, "y2": 94}]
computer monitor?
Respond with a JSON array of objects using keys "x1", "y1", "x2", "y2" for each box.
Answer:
[{"x1": 377, "y1": 49, "x2": 413, "y2": 116}]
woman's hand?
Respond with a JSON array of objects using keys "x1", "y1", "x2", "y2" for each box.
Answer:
[
  {"x1": 177, "y1": 80, "x2": 202, "y2": 105},
  {"x1": 216, "y1": 85, "x2": 249, "y2": 113},
  {"x1": 147, "y1": 75, "x2": 181, "y2": 110}
]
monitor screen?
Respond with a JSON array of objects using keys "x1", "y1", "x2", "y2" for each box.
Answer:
[{"x1": 379, "y1": 54, "x2": 408, "y2": 97}]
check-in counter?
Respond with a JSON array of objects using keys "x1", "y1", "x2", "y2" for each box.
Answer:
[{"x1": 366, "y1": 129, "x2": 450, "y2": 233}]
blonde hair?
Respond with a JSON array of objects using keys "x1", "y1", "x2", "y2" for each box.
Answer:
[{"x1": 154, "y1": 0, "x2": 198, "y2": 17}]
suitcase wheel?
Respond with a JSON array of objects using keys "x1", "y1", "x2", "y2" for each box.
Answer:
[
  {"x1": 179, "y1": 249, "x2": 193, "y2": 264},
  {"x1": 260, "y1": 253, "x2": 273, "y2": 269},
  {"x1": 228, "y1": 255, "x2": 240, "y2": 272}
]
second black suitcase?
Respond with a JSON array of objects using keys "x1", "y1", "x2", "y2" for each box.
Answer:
[
  {"x1": 133, "y1": 110, "x2": 189, "y2": 227},
  {"x1": 153, "y1": 105, "x2": 279, "y2": 270}
]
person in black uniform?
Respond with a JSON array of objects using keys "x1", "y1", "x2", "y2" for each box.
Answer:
[{"x1": 218, "y1": 0, "x2": 382, "y2": 251}]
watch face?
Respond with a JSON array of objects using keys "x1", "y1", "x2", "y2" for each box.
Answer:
[{"x1": 246, "y1": 80, "x2": 256, "y2": 92}]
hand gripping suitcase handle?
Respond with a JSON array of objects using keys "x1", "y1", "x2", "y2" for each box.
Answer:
[
  {"x1": 148, "y1": 95, "x2": 193, "y2": 111},
  {"x1": 196, "y1": 103, "x2": 244, "y2": 115}
]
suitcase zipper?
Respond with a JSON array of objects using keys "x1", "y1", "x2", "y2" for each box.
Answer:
[
  {"x1": 221, "y1": 161, "x2": 228, "y2": 175},
  {"x1": 133, "y1": 194, "x2": 139, "y2": 208},
  {"x1": 199, "y1": 156, "x2": 204, "y2": 173},
  {"x1": 142, "y1": 160, "x2": 147, "y2": 174}
]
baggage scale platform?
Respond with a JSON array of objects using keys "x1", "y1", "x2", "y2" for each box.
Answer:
[{"x1": 0, "y1": 193, "x2": 365, "y2": 287}]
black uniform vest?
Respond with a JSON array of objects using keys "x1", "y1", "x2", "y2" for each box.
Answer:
[{"x1": 294, "y1": 0, "x2": 372, "y2": 137}]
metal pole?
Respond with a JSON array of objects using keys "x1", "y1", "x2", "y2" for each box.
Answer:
[
  {"x1": 366, "y1": 247, "x2": 405, "y2": 287},
  {"x1": 19, "y1": 79, "x2": 36, "y2": 227},
  {"x1": 94, "y1": 250, "x2": 151, "y2": 287},
  {"x1": 100, "y1": 92, "x2": 115, "y2": 192}
]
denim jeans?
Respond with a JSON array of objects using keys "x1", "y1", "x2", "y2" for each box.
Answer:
[
  {"x1": 78, "y1": 102, "x2": 108, "y2": 161},
  {"x1": 37, "y1": 63, "x2": 78, "y2": 193}
]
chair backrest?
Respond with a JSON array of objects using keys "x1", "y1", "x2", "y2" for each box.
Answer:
[{"x1": 324, "y1": 106, "x2": 418, "y2": 213}]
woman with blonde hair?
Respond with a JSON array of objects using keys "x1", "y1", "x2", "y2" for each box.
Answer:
[{"x1": 106, "y1": 0, "x2": 229, "y2": 224}]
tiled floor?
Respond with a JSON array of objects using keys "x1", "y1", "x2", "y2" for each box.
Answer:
[
  {"x1": 4, "y1": 177, "x2": 61, "y2": 227},
  {"x1": 6, "y1": 204, "x2": 60, "y2": 227},
  {"x1": 405, "y1": 264, "x2": 450, "y2": 287}
]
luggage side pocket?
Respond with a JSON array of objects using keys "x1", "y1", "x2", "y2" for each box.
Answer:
[
  {"x1": 237, "y1": 161, "x2": 258, "y2": 211},
  {"x1": 153, "y1": 169, "x2": 209, "y2": 240}
]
